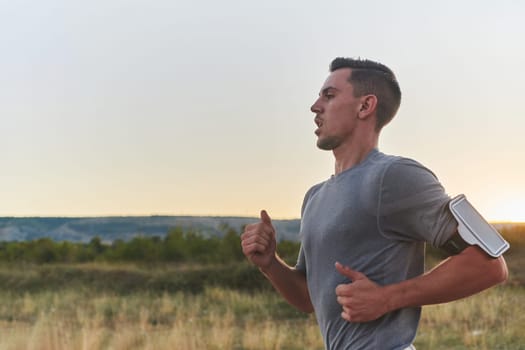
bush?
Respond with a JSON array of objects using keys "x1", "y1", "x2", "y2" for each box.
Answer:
[{"x1": 0, "y1": 225, "x2": 301, "y2": 267}]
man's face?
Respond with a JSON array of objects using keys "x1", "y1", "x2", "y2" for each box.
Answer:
[{"x1": 310, "y1": 68, "x2": 362, "y2": 151}]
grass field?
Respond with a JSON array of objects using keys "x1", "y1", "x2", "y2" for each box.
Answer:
[
  {"x1": 0, "y1": 287, "x2": 322, "y2": 350},
  {"x1": 0, "y1": 285, "x2": 523, "y2": 349},
  {"x1": 0, "y1": 224, "x2": 523, "y2": 349}
]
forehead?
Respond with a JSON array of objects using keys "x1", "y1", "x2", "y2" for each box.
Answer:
[{"x1": 321, "y1": 68, "x2": 353, "y2": 91}]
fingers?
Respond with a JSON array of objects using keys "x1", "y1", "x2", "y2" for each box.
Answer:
[
  {"x1": 341, "y1": 306, "x2": 352, "y2": 322},
  {"x1": 336, "y1": 289, "x2": 358, "y2": 322},
  {"x1": 241, "y1": 219, "x2": 274, "y2": 245},
  {"x1": 243, "y1": 210, "x2": 274, "y2": 237},
  {"x1": 240, "y1": 209, "x2": 276, "y2": 258},
  {"x1": 336, "y1": 295, "x2": 351, "y2": 306},
  {"x1": 241, "y1": 231, "x2": 272, "y2": 255},
  {"x1": 335, "y1": 262, "x2": 367, "y2": 298},
  {"x1": 335, "y1": 262, "x2": 365, "y2": 281},
  {"x1": 260, "y1": 210, "x2": 273, "y2": 226}
]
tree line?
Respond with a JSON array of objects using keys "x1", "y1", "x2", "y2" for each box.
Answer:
[{"x1": 0, "y1": 225, "x2": 301, "y2": 265}]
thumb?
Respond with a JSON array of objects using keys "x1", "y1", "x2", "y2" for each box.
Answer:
[
  {"x1": 335, "y1": 262, "x2": 366, "y2": 281},
  {"x1": 260, "y1": 210, "x2": 273, "y2": 226}
]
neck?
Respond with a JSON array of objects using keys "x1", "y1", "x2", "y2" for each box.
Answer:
[{"x1": 332, "y1": 134, "x2": 378, "y2": 175}]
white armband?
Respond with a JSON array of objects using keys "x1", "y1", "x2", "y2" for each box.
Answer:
[{"x1": 449, "y1": 195, "x2": 509, "y2": 258}]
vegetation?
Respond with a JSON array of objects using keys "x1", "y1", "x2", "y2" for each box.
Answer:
[
  {"x1": 0, "y1": 272, "x2": 523, "y2": 349},
  {"x1": 0, "y1": 287, "x2": 323, "y2": 350},
  {"x1": 0, "y1": 223, "x2": 523, "y2": 349},
  {"x1": 0, "y1": 226, "x2": 300, "y2": 266}
]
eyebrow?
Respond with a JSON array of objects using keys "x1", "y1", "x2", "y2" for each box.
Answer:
[{"x1": 319, "y1": 86, "x2": 339, "y2": 96}]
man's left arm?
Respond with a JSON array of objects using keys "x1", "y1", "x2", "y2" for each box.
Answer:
[{"x1": 335, "y1": 246, "x2": 508, "y2": 323}]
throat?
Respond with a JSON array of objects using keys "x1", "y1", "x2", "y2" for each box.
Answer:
[{"x1": 333, "y1": 147, "x2": 377, "y2": 175}]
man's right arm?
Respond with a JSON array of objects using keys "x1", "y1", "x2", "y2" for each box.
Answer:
[
  {"x1": 259, "y1": 254, "x2": 313, "y2": 313},
  {"x1": 241, "y1": 210, "x2": 313, "y2": 313}
]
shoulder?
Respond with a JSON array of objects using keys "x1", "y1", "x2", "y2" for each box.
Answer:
[
  {"x1": 304, "y1": 181, "x2": 325, "y2": 202},
  {"x1": 380, "y1": 156, "x2": 442, "y2": 198},
  {"x1": 357, "y1": 151, "x2": 431, "y2": 188},
  {"x1": 300, "y1": 181, "x2": 325, "y2": 215},
  {"x1": 361, "y1": 150, "x2": 408, "y2": 175},
  {"x1": 383, "y1": 156, "x2": 438, "y2": 181},
  {"x1": 378, "y1": 155, "x2": 448, "y2": 214}
]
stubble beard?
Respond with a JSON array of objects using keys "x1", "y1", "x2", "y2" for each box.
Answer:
[{"x1": 316, "y1": 135, "x2": 342, "y2": 151}]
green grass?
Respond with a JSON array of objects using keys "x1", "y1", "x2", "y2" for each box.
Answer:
[{"x1": 0, "y1": 261, "x2": 272, "y2": 294}]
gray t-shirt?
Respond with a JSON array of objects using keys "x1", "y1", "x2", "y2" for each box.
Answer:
[{"x1": 296, "y1": 149, "x2": 457, "y2": 350}]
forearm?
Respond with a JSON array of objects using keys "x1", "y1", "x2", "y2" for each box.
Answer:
[
  {"x1": 385, "y1": 246, "x2": 508, "y2": 311},
  {"x1": 260, "y1": 255, "x2": 314, "y2": 313}
]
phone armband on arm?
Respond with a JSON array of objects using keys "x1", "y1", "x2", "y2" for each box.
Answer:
[
  {"x1": 448, "y1": 194, "x2": 509, "y2": 258},
  {"x1": 440, "y1": 231, "x2": 470, "y2": 256}
]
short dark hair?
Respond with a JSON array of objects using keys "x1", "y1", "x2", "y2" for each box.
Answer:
[{"x1": 329, "y1": 57, "x2": 402, "y2": 131}]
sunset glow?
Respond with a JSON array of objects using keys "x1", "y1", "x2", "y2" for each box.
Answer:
[{"x1": 1, "y1": 1, "x2": 524, "y2": 222}]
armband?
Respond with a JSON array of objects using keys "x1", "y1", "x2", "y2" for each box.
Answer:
[
  {"x1": 440, "y1": 231, "x2": 470, "y2": 256},
  {"x1": 449, "y1": 194, "x2": 509, "y2": 258}
]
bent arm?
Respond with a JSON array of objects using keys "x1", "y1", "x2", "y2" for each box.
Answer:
[
  {"x1": 260, "y1": 254, "x2": 314, "y2": 313},
  {"x1": 385, "y1": 246, "x2": 508, "y2": 311}
]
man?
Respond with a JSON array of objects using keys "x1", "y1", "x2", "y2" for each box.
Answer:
[{"x1": 240, "y1": 57, "x2": 508, "y2": 349}]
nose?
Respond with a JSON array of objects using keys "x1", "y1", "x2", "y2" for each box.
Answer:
[{"x1": 310, "y1": 97, "x2": 323, "y2": 114}]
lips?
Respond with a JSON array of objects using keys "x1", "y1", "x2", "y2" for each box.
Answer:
[{"x1": 314, "y1": 116, "x2": 323, "y2": 135}]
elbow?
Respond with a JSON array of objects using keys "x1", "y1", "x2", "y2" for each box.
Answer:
[
  {"x1": 302, "y1": 302, "x2": 315, "y2": 314},
  {"x1": 293, "y1": 297, "x2": 315, "y2": 313},
  {"x1": 495, "y1": 256, "x2": 509, "y2": 284},
  {"x1": 488, "y1": 255, "x2": 508, "y2": 285},
  {"x1": 467, "y1": 246, "x2": 509, "y2": 286},
  {"x1": 292, "y1": 294, "x2": 314, "y2": 313},
  {"x1": 297, "y1": 304, "x2": 315, "y2": 314}
]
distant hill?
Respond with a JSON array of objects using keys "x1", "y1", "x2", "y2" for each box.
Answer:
[
  {"x1": 0, "y1": 216, "x2": 301, "y2": 243},
  {"x1": 2, "y1": 216, "x2": 514, "y2": 245}
]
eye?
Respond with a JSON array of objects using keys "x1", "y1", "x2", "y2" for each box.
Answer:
[
  {"x1": 319, "y1": 87, "x2": 338, "y2": 101},
  {"x1": 323, "y1": 93, "x2": 335, "y2": 100}
]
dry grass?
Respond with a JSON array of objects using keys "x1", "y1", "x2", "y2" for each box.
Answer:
[
  {"x1": 0, "y1": 288, "x2": 323, "y2": 350},
  {"x1": 416, "y1": 286, "x2": 525, "y2": 349},
  {"x1": 0, "y1": 224, "x2": 523, "y2": 349},
  {"x1": 0, "y1": 285, "x2": 523, "y2": 349}
]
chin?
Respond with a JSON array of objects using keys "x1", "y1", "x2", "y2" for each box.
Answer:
[
  {"x1": 317, "y1": 138, "x2": 338, "y2": 151},
  {"x1": 317, "y1": 140, "x2": 335, "y2": 151}
]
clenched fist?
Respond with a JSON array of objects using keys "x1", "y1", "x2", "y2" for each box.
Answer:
[
  {"x1": 240, "y1": 210, "x2": 277, "y2": 269},
  {"x1": 335, "y1": 262, "x2": 389, "y2": 322}
]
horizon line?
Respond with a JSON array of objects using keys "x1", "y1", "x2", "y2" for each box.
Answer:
[{"x1": 1, "y1": 215, "x2": 523, "y2": 225}]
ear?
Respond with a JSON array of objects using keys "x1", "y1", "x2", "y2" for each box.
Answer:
[{"x1": 357, "y1": 95, "x2": 378, "y2": 120}]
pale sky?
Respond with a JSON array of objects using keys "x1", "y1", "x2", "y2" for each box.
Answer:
[{"x1": 1, "y1": 0, "x2": 524, "y2": 221}]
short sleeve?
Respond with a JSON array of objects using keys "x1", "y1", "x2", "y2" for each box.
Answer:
[
  {"x1": 378, "y1": 158, "x2": 457, "y2": 247},
  {"x1": 295, "y1": 244, "x2": 306, "y2": 272},
  {"x1": 294, "y1": 183, "x2": 323, "y2": 273}
]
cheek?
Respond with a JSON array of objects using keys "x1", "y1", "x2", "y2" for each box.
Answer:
[
  {"x1": 328, "y1": 108, "x2": 354, "y2": 129},
  {"x1": 329, "y1": 100, "x2": 356, "y2": 116}
]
